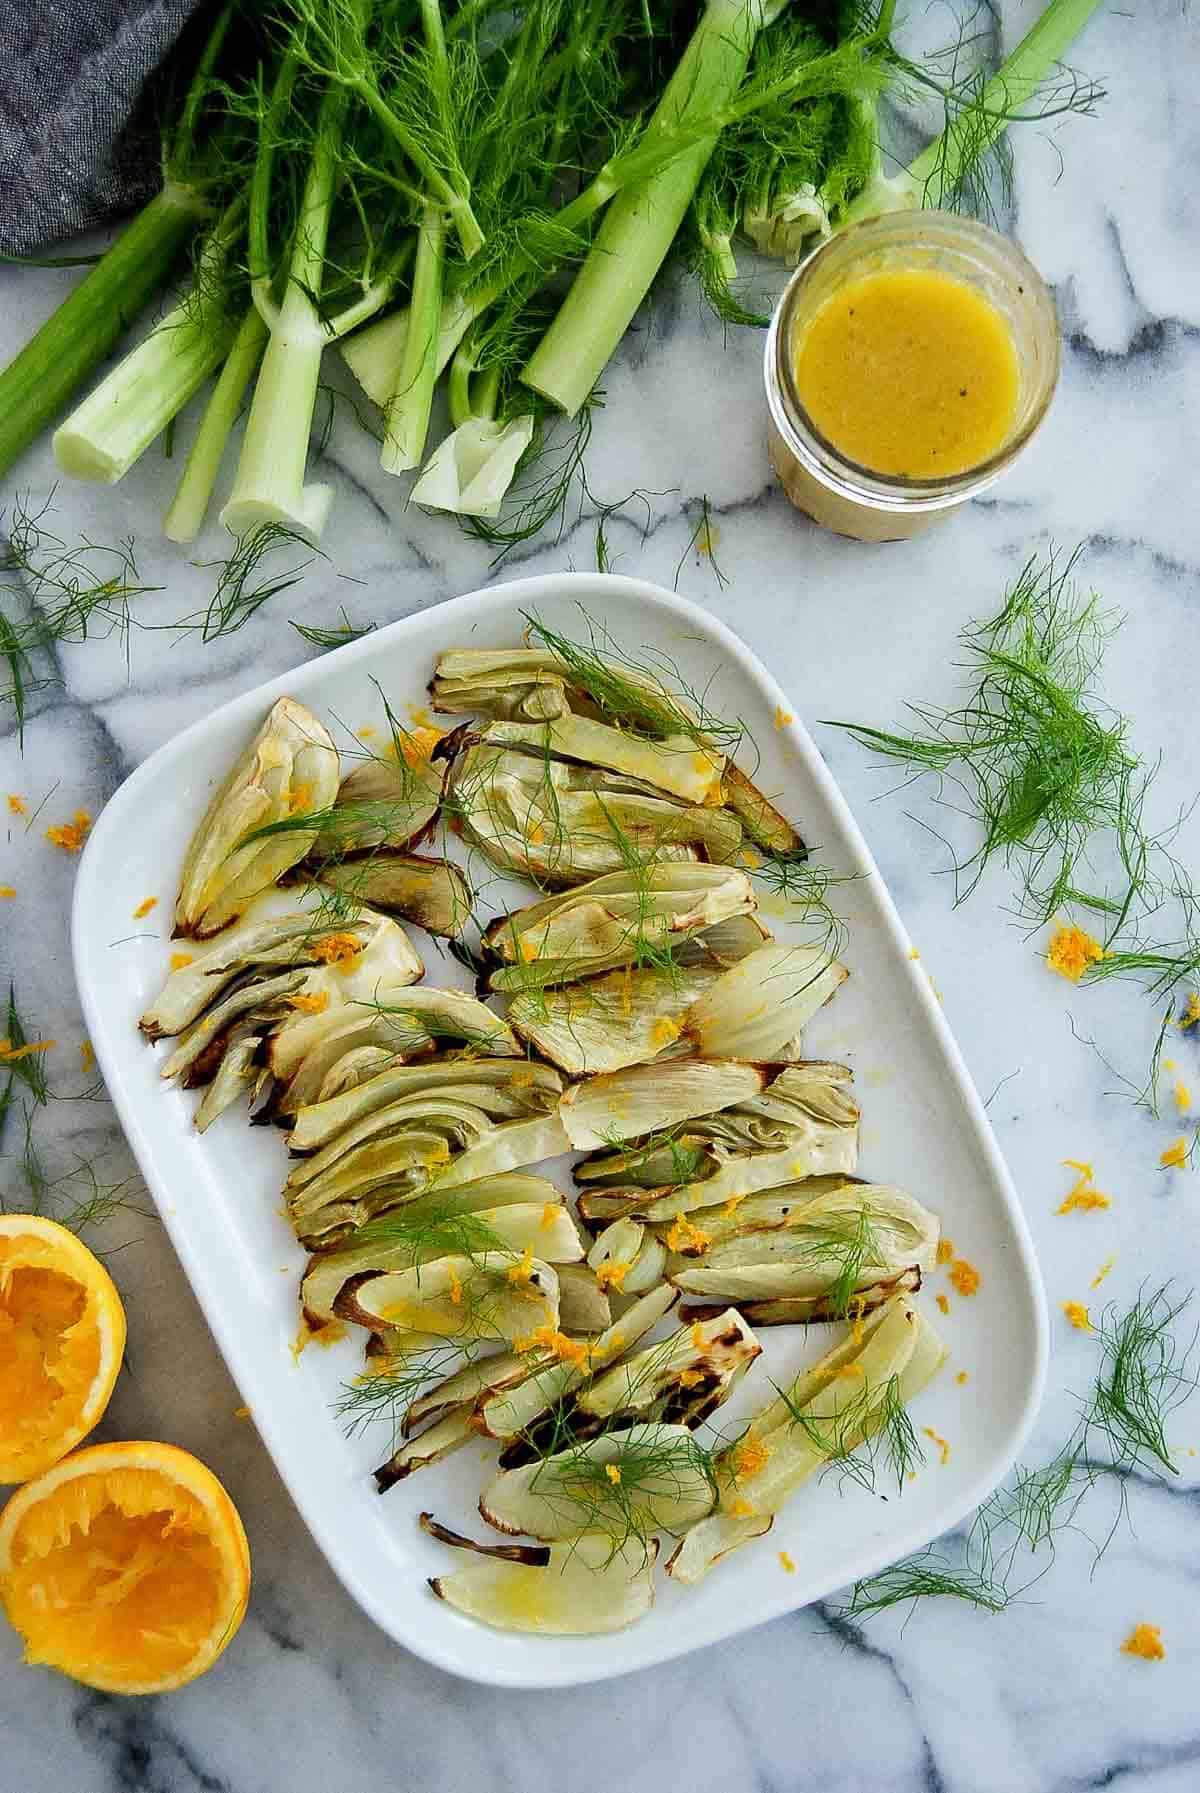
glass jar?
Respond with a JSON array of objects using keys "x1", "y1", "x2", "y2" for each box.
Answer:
[{"x1": 764, "y1": 210, "x2": 1060, "y2": 543}]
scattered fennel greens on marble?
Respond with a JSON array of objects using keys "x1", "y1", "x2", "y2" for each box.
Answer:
[{"x1": 838, "y1": 1285, "x2": 1200, "y2": 1622}]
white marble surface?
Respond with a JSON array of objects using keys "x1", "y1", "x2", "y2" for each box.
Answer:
[{"x1": 3, "y1": 4, "x2": 1200, "y2": 1788}]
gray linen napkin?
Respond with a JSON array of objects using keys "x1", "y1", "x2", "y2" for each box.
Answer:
[{"x1": 0, "y1": 0, "x2": 204, "y2": 254}]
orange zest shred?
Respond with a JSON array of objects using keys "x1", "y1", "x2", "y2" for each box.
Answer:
[
  {"x1": 936, "y1": 1238, "x2": 954, "y2": 1266},
  {"x1": 594, "y1": 1259, "x2": 630, "y2": 1292},
  {"x1": 690, "y1": 1322, "x2": 707, "y2": 1351},
  {"x1": 922, "y1": 1426, "x2": 951, "y2": 1466},
  {"x1": 0, "y1": 1037, "x2": 55, "y2": 1064},
  {"x1": 649, "y1": 1015, "x2": 681, "y2": 1049},
  {"x1": 935, "y1": 1293, "x2": 950, "y2": 1316},
  {"x1": 0, "y1": 886, "x2": 14, "y2": 899},
  {"x1": 1091, "y1": 1256, "x2": 1116, "y2": 1290},
  {"x1": 169, "y1": 952, "x2": 194, "y2": 972},
  {"x1": 773, "y1": 705, "x2": 793, "y2": 730},
  {"x1": 666, "y1": 1216, "x2": 711, "y2": 1254},
  {"x1": 513, "y1": 1325, "x2": 589, "y2": 1368},
  {"x1": 505, "y1": 1245, "x2": 535, "y2": 1286},
  {"x1": 527, "y1": 822, "x2": 546, "y2": 846},
  {"x1": 948, "y1": 1258, "x2": 981, "y2": 1297},
  {"x1": 1121, "y1": 1624, "x2": 1165, "y2": 1662},
  {"x1": 286, "y1": 782, "x2": 314, "y2": 814},
  {"x1": 131, "y1": 896, "x2": 158, "y2": 920},
  {"x1": 285, "y1": 990, "x2": 329, "y2": 1014},
  {"x1": 447, "y1": 1267, "x2": 464, "y2": 1307},
  {"x1": 730, "y1": 1497, "x2": 756, "y2": 1518},
  {"x1": 1062, "y1": 1301, "x2": 1092, "y2": 1332},
  {"x1": 1057, "y1": 1158, "x2": 1111, "y2": 1215},
  {"x1": 45, "y1": 810, "x2": 92, "y2": 853},
  {"x1": 393, "y1": 724, "x2": 442, "y2": 767},
  {"x1": 1160, "y1": 1137, "x2": 1190, "y2": 1170},
  {"x1": 539, "y1": 1202, "x2": 560, "y2": 1230},
  {"x1": 7, "y1": 793, "x2": 27, "y2": 815},
  {"x1": 605, "y1": 1463, "x2": 621, "y2": 1485},
  {"x1": 309, "y1": 932, "x2": 361, "y2": 966},
  {"x1": 955, "y1": 1370, "x2": 969, "y2": 1385},
  {"x1": 1175, "y1": 1082, "x2": 1192, "y2": 1114},
  {"x1": 779, "y1": 1550, "x2": 796, "y2": 1574},
  {"x1": 721, "y1": 1193, "x2": 746, "y2": 1219},
  {"x1": 233, "y1": 1405, "x2": 251, "y2": 1421},
  {"x1": 678, "y1": 1369, "x2": 705, "y2": 1388},
  {"x1": 1180, "y1": 993, "x2": 1200, "y2": 1031},
  {"x1": 1046, "y1": 922, "x2": 1106, "y2": 983},
  {"x1": 835, "y1": 1362, "x2": 866, "y2": 1380},
  {"x1": 80, "y1": 1041, "x2": 95, "y2": 1073},
  {"x1": 733, "y1": 1438, "x2": 771, "y2": 1481}
]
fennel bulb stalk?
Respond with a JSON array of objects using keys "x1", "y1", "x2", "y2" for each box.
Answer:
[
  {"x1": 841, "y1": 0, "x2": 1106, "y2": 227},
  {"x1": 221, "y1": 93, "x2": 343, "y2": 542},
  {"x1": 521, "y1": 0, "x2": 769, "y2": 418},
  {"x1": 164, "y1": 306, "x2": 269, "y2": 543},
  {"x1": 381, "y1": 202, "x2": 447, "y2": 474},
  {"x1": 52, "y1": 206, "x2": 244, "y2": 485},
  {"x1": 0, "y1": 186, "x2": 207, "y2": 480}
]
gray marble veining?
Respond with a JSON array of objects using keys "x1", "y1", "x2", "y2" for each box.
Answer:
[{"x1": 2, "y1": 5, "x2": 1200, "y2": 1789}]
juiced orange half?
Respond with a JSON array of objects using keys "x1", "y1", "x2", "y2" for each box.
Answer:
[
  {"x1": 0, "y1": 1214, "x2": 126, "y2": 1482},
  {"x1": 0, "y1": 1440, "x2": 251, "y2": 1693}
]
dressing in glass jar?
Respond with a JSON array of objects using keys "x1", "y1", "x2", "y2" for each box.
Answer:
[{"x1": 764, "y1": 211, "x2": 1059, "y2": 543}]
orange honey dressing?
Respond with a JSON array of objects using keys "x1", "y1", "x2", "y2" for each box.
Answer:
[{"x1": 792, "y1": 267, "x2": 1019, "y2": 479}]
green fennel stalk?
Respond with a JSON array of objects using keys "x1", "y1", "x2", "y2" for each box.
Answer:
[
  {"x1": 842, "y1": 0, "x2": 1106, "y2": 225},
  {"x1": 164, "y1": 305, "x2": 269, "y2": 543},
  {"x1": 522, "y1": 0, "x2": 771, "y2": 418},
  {"x1": 221, "y1": 83, "x2": 347, "y2": 540},
  {"x1": 51, "y1": 205, "x2": 244, "y2": 485}
]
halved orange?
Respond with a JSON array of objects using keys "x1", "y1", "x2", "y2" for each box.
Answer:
[
  {"x1": 0, "y1": 1214, "x2": 126, "y2": 1483},
  {"x1": 0, "y1": 1440, "x2": 251, "y2": 1693}
]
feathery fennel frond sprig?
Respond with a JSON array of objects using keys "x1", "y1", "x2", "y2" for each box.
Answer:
[
  {"x1": 165, "y1": 523, "x2": 318, "y2": 644},
  {"x1": 776, "y1": 1371, "x2": 925, "y2": 1496},
  {"x1": 335, "y1": 1339, "x2": 472, "y2": 1445},
  {"x1": 674, "y1": 497, "x2": 729, "y2": 591},
  {"x1": 522, "y1": 604, "x2": 748, "y2": 758},
  {"x1": 291, "y1": 609, "x2": 375, "y2": 649},
  {"x1": 824, "y1": 550, "x2": 1158, "y2": 929},
  {"x1": 0, "y1": 496, "x2": 161, "y2": 744},
  {"x1": 525, "y1": 1419, "x2": 719, "y2": 1562}
]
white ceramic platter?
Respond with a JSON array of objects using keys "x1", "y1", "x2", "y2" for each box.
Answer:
[{"x1": 73, "y1": 572, "x2": 1047, "y2": 1688}]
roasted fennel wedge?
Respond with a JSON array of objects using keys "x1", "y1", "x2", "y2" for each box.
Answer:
[
  {"x1": 480, "y1": 1422, "x2": 716, "y2": 1542},
  {"x1": 449, "y1": 743, "x2": 742, "y2": 886},
  {"x1": 175, "y1": 697, "x2": 339, "y2": 937},
  {"x1": 560, "y1": 1058, "x2": 767, "y2": 1152},
  {"x1": 302, "y1": 1199, "x2": 583, "y2": 1325},
  {"x1": 575, "y1": 1062, "x2": 860, "y2": 1221},
  {"x1": 478, "y1": 1282, "x2": 679, "y2": 1442},
  {"x1": 667, "y1": 1295, "x2": 947, "y2": 1584},
  {"x1": 287, "y1": 1058, "x2": 562, "y2": 1153},
  {"x1": 484, "y1": 865, "x2": 756, "y2": 991},
  {"x1": 308, "y1": 734, "x2": 445, "y2": 857},
  {"x1": 501, "y1": 1310, "x2": 760, "y2": 1468},
  {"x1": 665, "y1": 1182, "x2": 940, "y2": 1310},
  {"x1": 505, "y1": 924, "x2": 771, "y2": 1075},
  {"x1": 424, "y1": 1521, "x2": 658, "y2": 1636},
  {"x1": 334, "y1": 1251, "x2": 560, "y2": 1343},
  {"x1": 307, "y1": 851, "x2": 473, "y2": 938}
]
